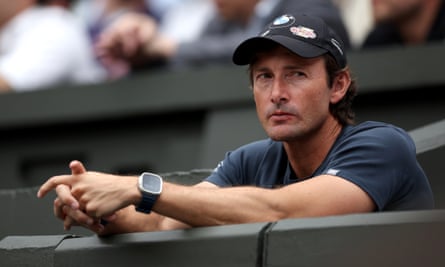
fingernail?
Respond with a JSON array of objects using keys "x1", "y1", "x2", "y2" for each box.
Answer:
[{"x1": 86, "y1": 219, "x2": 94, "y2": 225}]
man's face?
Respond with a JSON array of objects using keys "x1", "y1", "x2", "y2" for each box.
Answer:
[
  {"x1": 251, "y1": 46, "x2": 333, "y2": 142},
  {"x1": 371, "y1": 0, "x2": 423, "y2": 23},
  {"x1": 212, "y1": 0, "x2": 258, "y2": 22}
]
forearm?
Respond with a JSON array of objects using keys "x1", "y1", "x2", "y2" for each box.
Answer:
[
  {"x1": 100, "y1": 201, "x2": 191, "y2": 235},
  {"x1": 153, "y1": 183, "x2": 284, "y2": 227},
  {"x1": 152, "y1": 176, "x2": 375, "y2": 227}
]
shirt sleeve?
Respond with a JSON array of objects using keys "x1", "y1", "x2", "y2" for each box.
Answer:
[{"x1": 321, "y1": 125, "x2": 423, "y2": 210}]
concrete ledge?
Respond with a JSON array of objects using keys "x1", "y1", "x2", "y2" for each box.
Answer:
[
  {"x1": 266, "y1": 210, "x2": 445, "y2": 267},
  {"x1": 1, "y1": 210, "x2": 444, "y2": 267},
  {"x1": 0, "y1": 235, "x2": 75, "y2": 267},
  {"x1": 54, "y1": 223, "x2": 267, "y2": 267}
]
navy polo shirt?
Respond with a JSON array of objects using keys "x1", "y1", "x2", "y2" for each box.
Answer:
[{"x1": 205, "y1": 121, "x2": 434, "y2": 211}]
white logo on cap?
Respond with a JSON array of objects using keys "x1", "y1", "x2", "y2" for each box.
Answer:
[
  {"x1": 272, "y1": 14, "x2": 294, "y2": 26},
  {"x1": 290, "y1": 26, "x2": 317, "y2": 39},
  {"x1": 269, "y1": 14, "x2": 295, "y2": 29}
]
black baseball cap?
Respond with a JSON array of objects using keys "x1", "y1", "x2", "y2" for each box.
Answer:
[{"x1": 232, "y1": 13, "x2": 347, "y2": 68}]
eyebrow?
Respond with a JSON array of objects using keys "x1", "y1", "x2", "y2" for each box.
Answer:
[{"x1": 251, "y1": 63, "x2": 311, "y2": 73}]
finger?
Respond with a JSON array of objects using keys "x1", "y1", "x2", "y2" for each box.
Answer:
[
  {"x1": 37, "y1": 175, "x2": 74, "y2": 198},
  {"x1": 63, "y1": 205, "x2": 95, "y2": 227},
  {"x1": 88, "y1": 221, "x2": 106, "y2": 234},
  {"x1": 103, "y1": 213, "x2": 117, "y2": 222},
  {"x1": 64, "y1": 215, "x2": 78, "y2": 231},
  {"x1": 122, "y1": 29, "x2": 140, "y2": 57},
  {"x1": 70, "y1": 160, "x2": 86, "y2": 174},
  {"x1": 55, "y1": 184, "x2": 79, "y2": 210},
  {"x1": 62, "y1": 206, "x2": 105, "y2": 233},
  {"x1": 54, "y1": 198, "x2": 66, "y2": 220},
  {"x1": 95, "y1": 34, "x2": 113, "y2": 56}
]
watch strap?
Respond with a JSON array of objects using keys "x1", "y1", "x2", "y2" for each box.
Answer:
[{"x1": 135, "y1": 192, "x2": 159, "y2": 214}]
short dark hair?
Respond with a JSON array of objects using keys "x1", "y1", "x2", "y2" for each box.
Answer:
[{"x1": 324, "y1": 53, "x2": 357, "y2": 126}]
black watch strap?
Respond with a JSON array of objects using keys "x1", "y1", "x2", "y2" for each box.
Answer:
[{"x1": 135, "y1": 193, "x2": 159, "y2": 214}]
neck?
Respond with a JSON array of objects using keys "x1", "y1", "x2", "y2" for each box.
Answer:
[
  {"x1": 283, "y1": 117, "x2": 343, "y2": 179},
  {"x1": 398, "y1": 0, "x2": 442, "y2": 44}
]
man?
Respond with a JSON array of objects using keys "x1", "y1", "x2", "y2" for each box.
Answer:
[
  {"x1": 95, "y1": 0, "x2": 350, "y2": 78},
  {"x1": 38, "y1": 13, "x2": 434, "y2": 235},
  {"x1": 363, "y1": 0, "x2": 445, "y2": 47},
  {"x1": 0, "y1": 0, "x2": 105, "y2": 92}
]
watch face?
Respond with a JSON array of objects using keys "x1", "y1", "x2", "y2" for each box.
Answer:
[{"x1": 141, "y1": 173, "x2": 162, "y2": 194}]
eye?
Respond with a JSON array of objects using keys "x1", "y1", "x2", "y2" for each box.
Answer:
[
  {"x1": 255, "y1": 72, "x2": 273, "y2": 81},
  {"x1": 285, "y1": 71, "x2": 305, "y2": 79}
]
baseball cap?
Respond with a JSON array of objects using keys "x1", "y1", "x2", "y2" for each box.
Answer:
[{"x1": 232, "y1": 13, "x2": 347, "y2": 68}]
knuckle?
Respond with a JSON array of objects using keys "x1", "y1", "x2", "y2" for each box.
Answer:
[{"x1": 85, "y1": 203, "x2": 99, "y2": 218}]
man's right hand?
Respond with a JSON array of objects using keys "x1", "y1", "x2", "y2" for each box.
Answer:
[{"x1": 50, "y1": 161, "x2": 117, "y2": 234}]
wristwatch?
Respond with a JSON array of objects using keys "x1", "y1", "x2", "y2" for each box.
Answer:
[{"x1": 135, "y1": 172, "x2": 163, "y2": 214}]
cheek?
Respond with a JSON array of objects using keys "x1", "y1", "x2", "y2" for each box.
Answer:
[
  {"x1": 303, "y1": 88, "x2": 331, "y2": 115},
  {"x1": 253, "y1": 94, "x2": 266, "y2": 115}
]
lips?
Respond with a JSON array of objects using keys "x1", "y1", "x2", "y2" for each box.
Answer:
[{"x1": 268, "y1": 110, "x2": 296, "y2": 121}]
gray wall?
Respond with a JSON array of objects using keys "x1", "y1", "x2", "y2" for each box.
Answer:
[
  {"x1": 0, "y1": 43, "x2": 443, "y2": 189},
  {"x1": 2, "y1": 210, "x2": 444, "y2": 267},
  {"x1": 0, "y1": 43, "x2": 444, "y2": 267}
]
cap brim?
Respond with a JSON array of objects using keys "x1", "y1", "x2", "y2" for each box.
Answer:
[{"x1": 232, "y1": 35, "x2": 328, "y2": 65}]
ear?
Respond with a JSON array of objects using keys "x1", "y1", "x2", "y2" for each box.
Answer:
[{"x1": 330, "y1": 69, "x2": 351, "y2": 104}]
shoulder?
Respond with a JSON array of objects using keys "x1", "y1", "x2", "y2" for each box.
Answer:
[
  {"x1": 346, "y1": 121, "x2": 413, "y2": 144},
  {"x1": 340, "y1": 121, "x2": 417, "y2": 161}
]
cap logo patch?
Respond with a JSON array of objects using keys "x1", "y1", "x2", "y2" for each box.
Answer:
[
  {"x1": 290, "y1": 26, "x2": 317, "y2": 39},
  {"x1": 270, "y1": 14, "x2": 295, "y2": 28}
]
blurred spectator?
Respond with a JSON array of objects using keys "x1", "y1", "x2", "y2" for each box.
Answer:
[
  {"x1": 332, "y1": 0, "x2": 373, "y2": 48},
  {"x1": 0, "y1": 0, "x2": 106, "y2": 93},
  {"x1": 73, "y1": 0, "x2": 177, "y2": 78},
  {"x1": 76, "y1": 0, "x2": 161, "y2": 43},
  {"x1": 362, "y1": 0, "x2": 445, "y2": 48},
  {"x1": 159, "y1": 0, "x2": 213, "y2": 43},
  {"x1": 146, "y1": 0, "x2": 182, "y2": 20},
  {"x1": 95, "y1": 0, "x2": 350, "y2": 78}
]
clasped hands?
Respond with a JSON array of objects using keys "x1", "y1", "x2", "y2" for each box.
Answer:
[
  {"x1": 95, "y1": 13, "x2": 176, "y2": 69},
  {"x1": 37, "y1": 160, "x2": 139, "y2": 233}
]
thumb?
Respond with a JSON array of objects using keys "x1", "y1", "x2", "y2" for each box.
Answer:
[{"x1": 70, "y1": 160, "x2": 87, "y2": 175}]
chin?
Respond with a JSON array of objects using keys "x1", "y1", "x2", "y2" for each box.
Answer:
[
  {"x1": 267, "y1": 131, "x2": 299, "y2": 142},
  {"x1": 265, "y1": 126, "x2": 306, "y2": 142}
]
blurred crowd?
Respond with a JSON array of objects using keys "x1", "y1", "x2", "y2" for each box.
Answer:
[{"x1": 0, "y1": 0, "x2": 443, "y2": 93}]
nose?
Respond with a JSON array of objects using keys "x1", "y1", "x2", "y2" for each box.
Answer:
[{"x1": 270, "y1": 78, "x2": 289, "y2": 104}]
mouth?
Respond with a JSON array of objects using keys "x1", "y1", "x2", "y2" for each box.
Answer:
[{"x1": 268, "y1": 110, "x2": 295, "y2": 121}]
